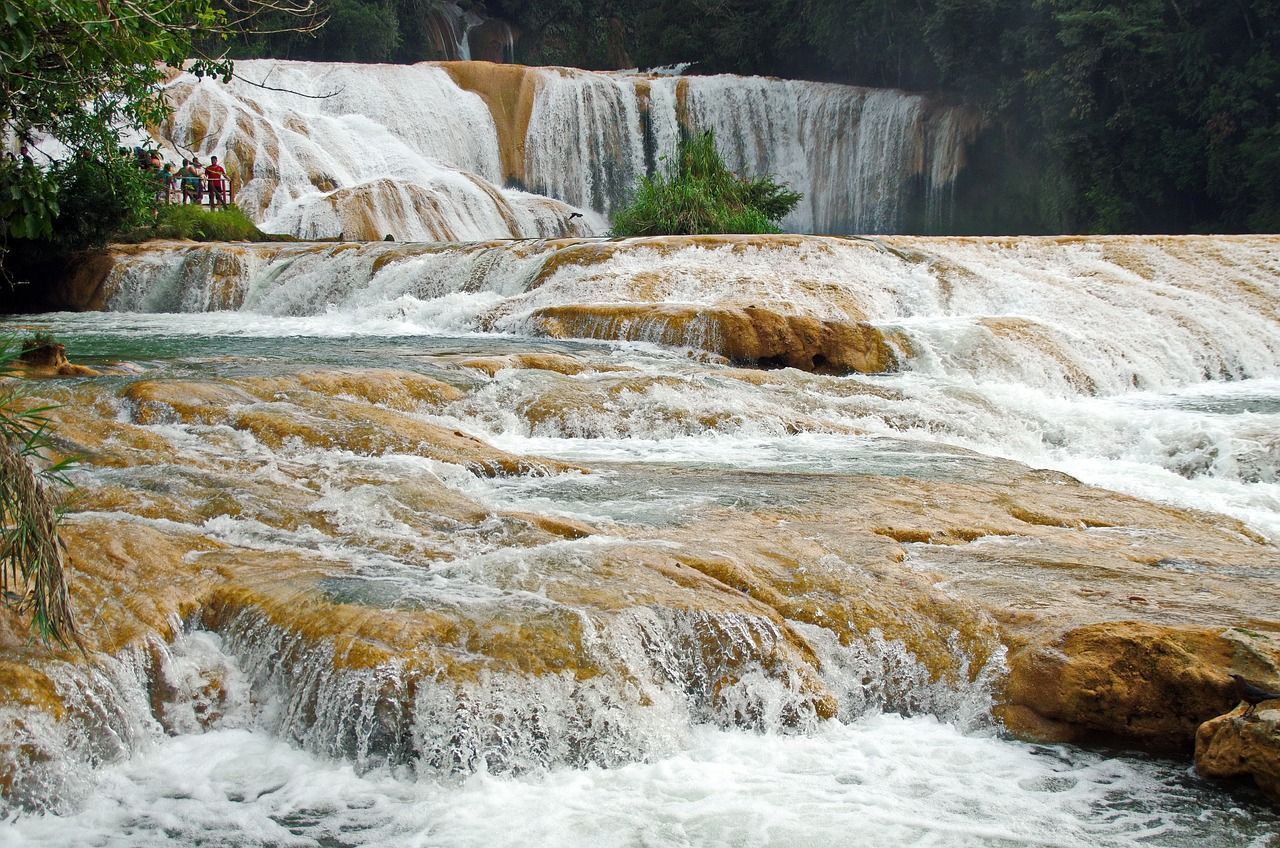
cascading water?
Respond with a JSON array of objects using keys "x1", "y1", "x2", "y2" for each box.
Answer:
[
  {"x1": 153, "y1": 60, "x2": 975, "y2": 241},
  {"x1": 522, "y1": 70, "x2": 648, "y2": 218},
  {"x1": 159, "y1": 62, "x2": 593, "y2": 242},
  {"x1": 658, "y1": 77, "x2": 968, "y2": 234},
  {"x1": 3, "y1": 233, "x2": 1279, "y2": 845},
  {"x1": 91, "y1": 234, "x2": 1280, "y2": 536},
  {"x1": 424, "y1": 1, "x2": 485, "y2": 61}
]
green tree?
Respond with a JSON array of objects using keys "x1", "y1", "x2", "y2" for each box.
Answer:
[
  {"x1": 237, "y1": 0, "x2": 400, "y2": 62},
  {"x1": 1, "y1": 0, "x2": 221, "y2": 242},
  {"x1": 1045, "y1": 0, "x2": 1279, "y2": 231},
  {"x1": 2, "y1": 154, "x2": 155, "y2": 287},
  {"x1": 320, "y1": 0, "x2": 401, "y2": 61},
  {"x1": 0, "y1": 0, "x2": 314, "y2": 248}
]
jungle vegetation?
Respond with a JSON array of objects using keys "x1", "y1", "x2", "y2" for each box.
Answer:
[
  {"x1": 0, "y1": 336, "x2": 77, "y2": 647},
  {"x1": 0, "y1": 0, "x2": 313, "y2": 272},
  {"x1": 234, "y1": 0, "x2": 1280, "y2": 234}
]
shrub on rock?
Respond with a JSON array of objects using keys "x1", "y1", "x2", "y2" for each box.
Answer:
[{"x1": 611, "y1": 130, "x2": 800, "y2": 236}]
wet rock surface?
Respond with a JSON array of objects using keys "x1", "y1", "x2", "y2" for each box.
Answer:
[
  {"x1": 529, "y1": 303, "x2": 896, "y2": 374},
  {"x1": 2, "y1": 359, "x2": 1277, "y2": 773},
  {"x1": 3, "y1": 233, "x2": 1279, "y2": 820},
  {"x1": 1196, "y1": 703, "x2": 1280, "y2": 802}
]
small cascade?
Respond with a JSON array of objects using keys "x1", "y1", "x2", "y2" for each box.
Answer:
[
  {"x1": 3, "y1": 605, "x2": 1000, "y2": 812},
  {"x1": 424, "y1": 3, "x2": 516, "y2": 64},
  {"x1": 101, "y1": 241, "x2": 551, "y2": 319},
  {"x1": 423, "y1": 1, "x2": 485, "y2": 61},
  {"x1": 468, "y1": 18, "x2": 518, "y2": 64},
  {"x1": 98, "y1": 236, "x2": 1280, "y2": 399},
  {"x1": 523, "y1": 70, "x2": 648, "y2": 218}
]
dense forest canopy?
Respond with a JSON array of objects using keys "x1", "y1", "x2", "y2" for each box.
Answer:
[{"x1": 229, "y1": 0, "x2": 1280, "y2": 234}]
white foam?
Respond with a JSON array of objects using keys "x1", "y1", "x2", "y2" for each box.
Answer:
[
  {"x1": 7, "y1": 234, "x2": 1280, "y2": 841},
  {"x1": 6, "y1": 715, "x2": 1274, "y2": 847}
]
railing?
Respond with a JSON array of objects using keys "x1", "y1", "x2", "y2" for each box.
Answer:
[{"x1": 155, "y1": 177, "x2": 236, "y2": 209}]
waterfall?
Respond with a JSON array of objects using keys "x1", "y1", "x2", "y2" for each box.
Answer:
[
  {"x1": 159, "y1": 61, "x2": 595, "y2": 241},
  {"x1": 652, "y1": 77, "x2": 967, "y2": 233},
  {"x1": 155, "y1": 60, "x2": 976, "y2": 241},
  {"x1": 423, "y1": 1, "x2": 485, "y2": 61},
  {"x1": 522, "y1": 69, "x2": 648, "y2": 218}
]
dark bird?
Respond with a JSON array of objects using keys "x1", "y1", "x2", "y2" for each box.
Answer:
[
  {"x1": 567, "y1": 212, "x2": 584, "y2": 220},
  {"x1": 1230, "y1": 673, "x2": 1280, "y2": 716}
]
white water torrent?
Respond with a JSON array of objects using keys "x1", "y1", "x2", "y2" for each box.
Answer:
[
  {"x1": 153, "y1": 60, "x2": 975, "y2": 240},
  {"x1": 666, "y1": 77, "x2": 969, "y2": 233},
  {"x1": 522, "y1": 69, "x2": 649, "y2": 218},
  {"x1": 4, "y1": 233, "x2": 1280, "y2": 845}
]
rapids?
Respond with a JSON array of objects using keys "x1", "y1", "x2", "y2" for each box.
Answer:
[
  {"x1": 90, "y1": 234, "x2": 1280, "y2": 536},
  {"x1": 2, "y1": 232, "x2": 1280, "y2": 845}
]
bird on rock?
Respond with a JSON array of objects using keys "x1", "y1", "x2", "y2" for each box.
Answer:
[{"x1": 1230, "y1": 674, "x2": 1280, "y2": 717}]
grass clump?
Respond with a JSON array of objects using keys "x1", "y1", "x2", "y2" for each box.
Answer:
[
  {"x1": 21, "y1": 332, "x2": 57, "y2": 352},
  {"x1": 611, "y1": 130, "x2": 801, "y2": 237},
  {"x1": 0, "y1": 335, "x2": 78, "y2": 648},
  {"x1": 123, "y1": 204, "x2": 292, "y2": 243}
]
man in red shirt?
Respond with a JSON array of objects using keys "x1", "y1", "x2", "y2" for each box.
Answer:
[{"x1": 205, "y1": 155, "x2": 228, "y2": 208}]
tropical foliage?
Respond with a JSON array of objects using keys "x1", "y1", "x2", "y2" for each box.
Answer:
[
  {"x1": 0, "y1": 0, "x2": 235, "y2": 243},
  {"x1": 219, "y1": 0, "x2": 435, "y2": 63},
  {"x1": 0, "y1": 337, "x2": 77, "y2": 647},
  {"x1": 611, "y1": 130, "x2": 800, "y2": 236},
  {"x1": 0, "y1": 0, "x2": 313, "y2": 271}
]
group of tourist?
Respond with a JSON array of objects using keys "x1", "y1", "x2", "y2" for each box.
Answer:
[
  {"x1": 2, "y1": 144, "x2": 35, "y2": 166},
  {"x1": 131, "y1": 147, "x2": 230, "y2": 207}
]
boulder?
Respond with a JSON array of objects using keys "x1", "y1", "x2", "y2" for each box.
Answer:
[
  {"x1": 998, "y1": 623, "x2": 1245, "y2": 751},
  {"x1": 529, "y1": 302, "x2": 897, "y2": 375},
  {"x1": 16, "y1": 341, "x2": 100, "y2": 377},
  {"x1": 1196, "y1": 704, "x2": 1280, "y2": 802}
]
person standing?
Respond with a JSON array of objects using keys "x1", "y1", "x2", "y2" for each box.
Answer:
[
  {"x1": 188, "y1": 157, "x2": 204, "y2": 205},
  {"x1": 179, "y1": 159, "x2": 193, "y2": 203},
  {"x1": 160, "y1": 163, "x2": 177, "y2": 204},
  {"x1": 205, "y1": 155, "x2": 228, "y2": 209}
]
